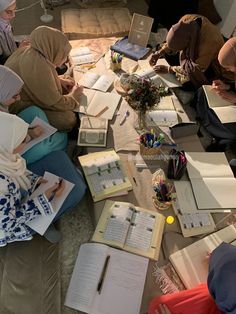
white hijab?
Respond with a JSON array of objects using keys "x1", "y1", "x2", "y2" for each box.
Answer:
[
  {"x1": 0, "y1": 112, "x2": 31, "y2": 190},
  {"x1": 0, "y1": 65, "x2": 23, "y2": 104},
  {"x1": 0, "y1": 0, "x2": 15, "y2": 12}
]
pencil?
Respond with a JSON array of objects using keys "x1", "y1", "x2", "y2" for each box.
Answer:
[
  {"x1": 126, "y1": 161, "x2": 137, "y2": 186},
  {"x1": 95, "y1": 106, "x2": 109, "y2": 117}
]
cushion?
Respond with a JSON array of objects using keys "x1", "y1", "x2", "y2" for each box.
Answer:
[
  {"x1": 198, "y1": 0, "x2": 222, "y2": 24},
  {"x1": 61, "y1": 8, "x2": 132, "y2": 40}
]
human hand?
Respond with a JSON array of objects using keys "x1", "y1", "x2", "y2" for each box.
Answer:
[
  {"x1": 28, "y1": 126, "x2": 43, "y2": 139},
  {"x1": 149, "y1": 50, "x2": 163, "y2": 66},
  {"x1": 154, "y1": 65, "x2": 169, "y2": 74},
  {"x1": 71, "y1": 84, "x2": 84, "y2": 100},
  {"x1": 45, "y1": 178, "x2": 65, "y2": 201},
  {"x1": 217, "y1": 90, "x2": 236, "y2": 104},
  {"x1": 156, "y1": 304, "x2": 171, "y2": 314},
  {"x1": 19, "y1": 39, "x2": 30, "y2": 48},
  {"x1": 60, "y1": 77, "x2": 75, "y2": 93},
  {"x1": 212, "y1": 80, "x2": 230, "y2": 92}
]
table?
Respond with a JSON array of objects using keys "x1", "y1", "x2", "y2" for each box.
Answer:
[{"x1": 72, "y1": 39, "x2": 232, "y2": 313}]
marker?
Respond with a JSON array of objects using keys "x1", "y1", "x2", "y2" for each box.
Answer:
[
  {"x1": 166, "y1": 216, "x2": 175, "y2": 224},
  {"x1": 119, "y1": 110, "x2": 130, "y2": 125}
]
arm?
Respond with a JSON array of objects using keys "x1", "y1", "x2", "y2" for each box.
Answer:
[{"x1": 0, "y1": 175, "x2": 54, "y2": 233}]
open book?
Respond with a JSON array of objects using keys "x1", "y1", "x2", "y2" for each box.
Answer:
[
  {"x1": 186, "y1": 152, "x2": 236, "y2": 210},
  {"x1": 64, "y1": 243, "x2": 148, "y2": 314},
  {"x1": 70, "y1": 46, "x2": 95, "y2": 65},
  {"x1": 78, "y1": 150, "x2": 132, "y2": 202},
  {"x1": 136, "y1": 59, "x2": 182, "y2": 88},
  {"x1": 92, "y1": 200, "x2": 165, "y2": 260},
  {"x1": 20, "y1": 117, "x2": 57, "y2": 155},
  {"x1": 26, "y1": 172, "x2": 74, "y2": 235},
  {"x1": 77, "y1": 72, "x2": 114, "y2": 92},
  {"x1": 145, "y1": 95, "x2": 179, "y2": 127},
  {"x1": 203, "y1": 85, "x2": 236, "y2": 123},
  {"x1": 77, "y1": 116, "x2": 108, "y2": 147},
  {"x1": 169, "y1": 225, "x2": 236, "y2": 289},
  {"x1": 76, "y1": 89, "x2": 121, "y2": 120},
  {"x1": 173, "y1": 181, "x2": 216, "y2": 237}
]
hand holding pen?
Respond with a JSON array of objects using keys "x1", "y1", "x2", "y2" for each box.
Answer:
[{"x1": 45, "y1": 178, "x2": 65, "y2": 203}]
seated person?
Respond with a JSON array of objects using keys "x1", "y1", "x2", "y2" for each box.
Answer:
[
  {"x1": 150, "y1": 14, "x2": 233, "y2": 90},
  {"x1": 196, "y1": 37, "x2": 236, "y2": 142},
  {"x1": 0, "y1": 0, "x2": 29, "y2": 64},
  {"x1": 149, "y1": 242, "x2": 236, "y2": 314},
  {"x1": 0, "y1": 64, "x2": 68, "y2": 164},
  {"x1": 5, "y1": 26, "x2": 83, "y2": 131},
  {"x1": 0, "y1": 111, "x2": 86, "y2": 245}
]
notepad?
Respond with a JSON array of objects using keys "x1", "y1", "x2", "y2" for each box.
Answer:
[
  {"x1": 186, "y1": 152, "x2": 236, "y2": 210},
  {"x1": 76, "y1": 89, "x2": 121, "y2": 120},
  {"x1": 78, "y1": 150, "x2": 132, "y2": 202},
  {"x1": 65, "y1": 243, "x2": 148, "y2": 314},
  {"x1": 77, "y1": 116, "x2": 108, "y2": 147},
  {"x1": 26, "y1": 172, "x2": 74, "y2": 235},
  {"x1": 77, "y1": 72, "x2": 114, "y2": 92},
  {"x1": 92, "y1": 200, "x2": 165, "y2": 260},
  {"x1": 169, "y1": 225, "x2": 236, "y2": 289},
  {"x1": 203, "y1": 85, "x2": 236, "y2": 123}
]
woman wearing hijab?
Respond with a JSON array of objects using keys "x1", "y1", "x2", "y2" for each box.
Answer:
[
  {"x1": 148, "y1": 242, "x2": 236, "y2": 314},
  {"x1": 0, "y1": 111, "x2": 86, "y2": 245},
  {"x1": 0, "y1": 0, "x2": 29, "y2": 64},
  {"x1": 150, "y1": 14, "x2": 232, "y2": 90},
  {"x1": 0, "y1": 65, "x2": 68, "y2": 164},
  {"x1": 5, "y1": 26, "x2": 83, "y2": 131},
  {"x1": 195, "y1": 37, "x2": 236, "y2": 144}
]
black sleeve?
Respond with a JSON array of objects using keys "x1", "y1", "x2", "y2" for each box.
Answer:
[{"x1": 0, "y1": 54, "x2": 9, "y2": 65}]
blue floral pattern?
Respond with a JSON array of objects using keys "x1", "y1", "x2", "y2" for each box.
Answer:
[{"x1": 0, "y1": 172, "x2": 53, "y2": 246}]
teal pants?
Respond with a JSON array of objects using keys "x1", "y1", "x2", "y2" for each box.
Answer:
[{"x1": 18, "y1": 106, "x2": 68, "y2": 164}]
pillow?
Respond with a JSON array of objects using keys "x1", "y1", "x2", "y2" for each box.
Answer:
[{"x1": 198, "y1": 0, "x2": 222, "y2": 24}]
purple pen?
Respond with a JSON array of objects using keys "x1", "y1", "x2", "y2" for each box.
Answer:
[{"x1": 119, "y1": 110, "x2": 130, "y2": 125}]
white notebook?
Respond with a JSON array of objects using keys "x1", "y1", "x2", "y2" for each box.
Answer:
[
  {"x1": 186, "y1": 152, "x2": 236, "y2": 210},
  {"x1": 203, "y1": 85, "x2": 236, "y2": 123},
  {"x1": 70, "y1": 46, "x2": 94, "y2": 65},
  {"x1": 169, "y1": 225, "x2": 236, "y2": 289},
  {"x1": 65, "y1": 243, "x2": 148, "y2": 314}
]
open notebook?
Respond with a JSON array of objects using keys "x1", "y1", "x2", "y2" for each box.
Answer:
[
  {"x1": 203, "y1": 85, "x2": 236, "y2": 123},
  {"x1": 169, "y1": 225, "x2": 236, "y2": 289},
  {"x1": 186, "y1": 152, "x2": 236, "y2": 210}
]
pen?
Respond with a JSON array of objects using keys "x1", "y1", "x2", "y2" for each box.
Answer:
[
  {"x1": 119, "y1": 110, "x2": 130, "y2": 125},
  {"x1": 97, "y1": 255, "x2": 110, "y2": 294}
]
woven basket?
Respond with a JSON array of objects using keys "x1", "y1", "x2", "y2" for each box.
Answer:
[
  {"x1": 140, "y1": 143, "x2": 162, "y2": 158},
  {"x1": 152, "y1": 169, "x2": 172, "y2": 210}
]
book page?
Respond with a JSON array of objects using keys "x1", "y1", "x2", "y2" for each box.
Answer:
[
  {"x1": 92, "y1": 247, "x2": 148, "y2": 314},
  {"x1": 79, "y1": 72, "x2": 100, "y2": 89},
  {"x1": 156, "y1": 96, "x2": 175, "y2": 110},
  {"x1": 186, "y1": 152, "x2": 234, "y2": 179},
  {"x1": 156, "y1": 59, "x2": 182, "y2": 88},
  {"x1": 203, "y1": 85, "x2": 232, "y2": 108},
  {"x1": 92, "y1": 74, "x2": 114, "y2": 92},
  {"x1": 86, "y1": 91, "x2": 121, "y2": 120},
  {"x1": 75, "y1": 88, "x2": 96, "y2": 113},
  {"x1": 80, "y1": 117, "x2": 108, "y2": 130},
  {"x1": 77, "y1": 129, "x2": 107, "y2": 147},
  {"x1": 169, "y1": 225, "x2": 236, "y2": 289},
  {"x1": 26, "y1": 172, "x2": 74, "y2": 235},
  {"x1": 20, "y1": 117, "x2": 57, "y2": 155},
  {"x1": 191, "y1": 177, "x2": 236, "y2": 209},
  {"x1": 211, "y1": 106, "x2": 236, "y2": 123},
  {"x1": 64, "y1": 243, "x2": 109, "y2": 313},
  {"x1": 146, "y1": 109, "x2": 178, "y2": 126},
  {"x1": 70, "y1": 46, "x2": 95, "y2": 65}
]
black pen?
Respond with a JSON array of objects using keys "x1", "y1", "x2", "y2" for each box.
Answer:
[{"x1": 97, "y1": 255, "x2": 110, "y2": 294}]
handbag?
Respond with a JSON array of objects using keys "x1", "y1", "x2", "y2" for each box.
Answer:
[{"x1": 167, "y1": 149, "x2": 187, "y2": 180}]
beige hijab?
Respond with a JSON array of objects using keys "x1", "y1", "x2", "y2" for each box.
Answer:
[
  {"x1": 218, "y1": 37, "x2": 236, "y2": 69},
  {"x1": 0, "y1": 112, "x2": 31, "y2": 190}
]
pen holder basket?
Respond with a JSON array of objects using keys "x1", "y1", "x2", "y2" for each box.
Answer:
[
  {"x1": 139, "y1": 143, "x2": 162, "y2": 159},
  {"x1": 110, "y1": 61, "x2": 122, "y2": 72},
  {"x1": 152, "y1": 168, "x2": 173, "y2": 211}
]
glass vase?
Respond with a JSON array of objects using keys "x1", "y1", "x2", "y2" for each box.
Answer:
[{"x1": 134, "y1": 111, "x2": 147, "y2": 133}]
